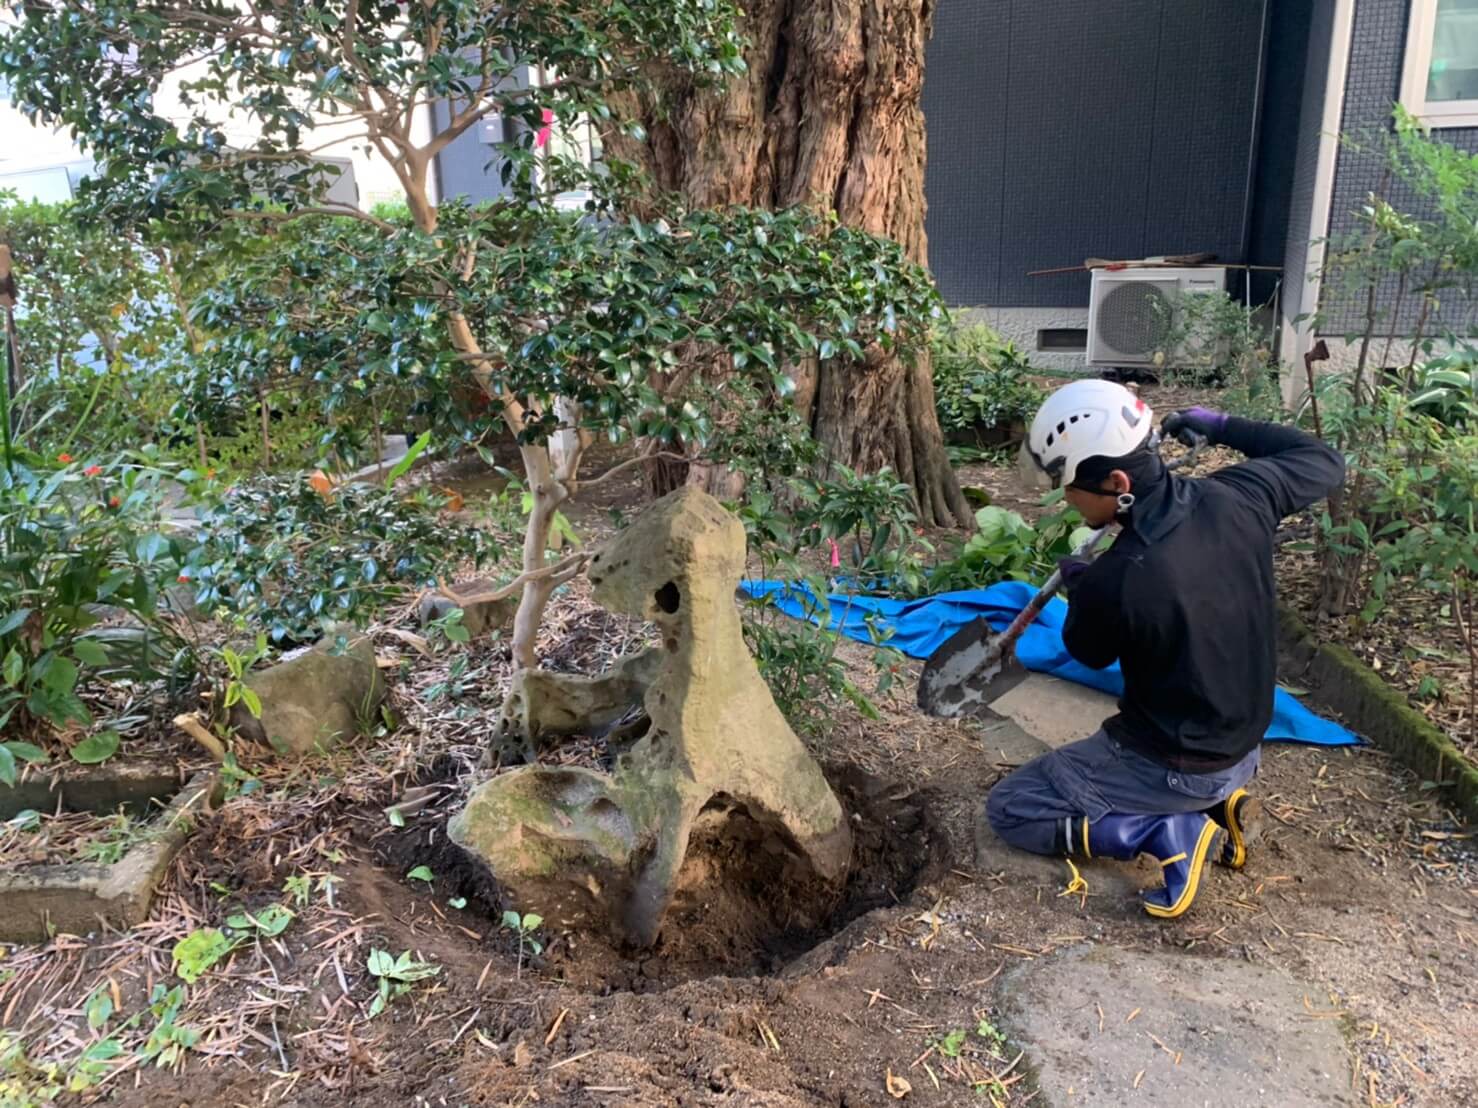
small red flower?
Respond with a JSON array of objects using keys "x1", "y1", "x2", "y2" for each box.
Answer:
[
  {"x1": 108, "y1": 496, "x2": 121, "y2": 509},
  {"x1": 84, "y1": 465, "x2": 103, "y2": 477},
  {"x1": 177, "y1": 575, "x2": 190, "y2": 584},
  {"x1": 57, "y1": 453, "x2": 74, "y2": 464}
]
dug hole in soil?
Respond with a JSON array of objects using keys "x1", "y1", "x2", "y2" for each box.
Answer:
[{"x1": 371, "y1": 759, "x2": 946, "y2": 992}]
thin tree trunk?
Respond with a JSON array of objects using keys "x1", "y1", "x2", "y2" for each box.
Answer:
[
  {"x1": 606, "y1": 0, "x2": 971, "y2": 526},
  {"x1": 257, "y1": 386, "x2": 272, "y2": 469},
  {"x1": 402, "y1": 174, "x2": 581, "y2": 669},
  {"x1": 154, "y1": 244, "x2": 211, "y2": 466}
]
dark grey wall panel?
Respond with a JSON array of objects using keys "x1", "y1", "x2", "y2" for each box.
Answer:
[
  {"x1": 924, "y1": 1, "x2": 1270, "y2": 309},
  {"x1": 994, "y1": 0, "x2": 1158, "y2": 308},
  {"x1": 1281, "y1": 0, "x2": 1339, "y2": 337},
  {"x1": 1142, "y1": 1, "x2": 1267, "y2": 267},
  {"x1": 919, "y1": 0, "x2": 1010, "y2": 305},
  {"x1": 1321, "y1": 0, "x2": 1478, "y2": 336},
  {"x1": 1249, "y1": 0, "x2": 1315, "y2": 308},
  {"x1": 432, "y1": 62, "x2": 532, "y2": 205}
]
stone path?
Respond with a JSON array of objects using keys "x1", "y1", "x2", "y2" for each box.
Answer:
[
  {"x1": 997, "y1": 944, "x2": 1353, "y2": 1106},
  {"x1": 979, "y1": 676, "x2": 1355, "y2": 1106}
]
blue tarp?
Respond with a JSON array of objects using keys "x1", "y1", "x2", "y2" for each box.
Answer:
[{"x1": 740, "y1": 578, "x2": 1357, "y2": 747}]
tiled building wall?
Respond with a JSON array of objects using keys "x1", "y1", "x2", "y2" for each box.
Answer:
[{"x1": 1320, "y1": 0, "x2": 1478, "y2": 337}]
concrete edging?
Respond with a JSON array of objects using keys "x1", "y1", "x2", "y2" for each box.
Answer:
[
  {"x1": 1278, "y1": 604, "x2": 1478, "y2": 822},
  {"x1": 0, "y1": 768, "x2": 219, "y2": 943},
  {"x1": 0, "y1": 760, "x2": 184, "y2": 819}
]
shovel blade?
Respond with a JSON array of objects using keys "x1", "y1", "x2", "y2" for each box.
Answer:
[{"x1": 917, "y1": 618, "x2": 1033, "y2": 718}]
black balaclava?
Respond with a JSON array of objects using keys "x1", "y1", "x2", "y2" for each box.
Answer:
[{"x1": 1071, "y1": 441, "x2": 1201, "y2": 543}]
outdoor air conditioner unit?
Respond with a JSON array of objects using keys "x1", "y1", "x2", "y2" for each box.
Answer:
[{"x1": 1086, "y1": 266, "x2": 1227, "y2": 369}]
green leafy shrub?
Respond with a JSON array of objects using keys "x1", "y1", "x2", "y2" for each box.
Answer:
[
  {"x1": 742, "y1": 611, "x2": 894, "y2": 736},
  {"x1": 0, "y1": 199, "x2": 180, "y2": 452},
  {"x1": 1406, "y1": 348, "x2": 1477, "y2": 429},
  {"x1": 788, "y1": 465, "x2": 932, "y2": 595},
  {"x1": 932, "y1": 316, "x2": 1043, "y2": 438},
  {"x1": 927, "y1": 501, "x2": 1092, "y2": 594},
  {"x1": 0, "y1": 450, "x2": 192, "y2": 774},
  {"x1": 1306, "y1": 110, "x2": 1478, "y2": 634},
  {"x1": 1151, "y1": 288, "x2": 1286, "y2": 419},
  {"x1": 183, "y1": 477, "x2": 496, "y2": 643},
  {"x1": 735, "y1": 476, "x2": 915, "y2": 734}
]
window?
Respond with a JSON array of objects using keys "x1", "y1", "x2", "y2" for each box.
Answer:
[{"x1": 1401, "y1": 0, "x2": 1478, "y2": 128}]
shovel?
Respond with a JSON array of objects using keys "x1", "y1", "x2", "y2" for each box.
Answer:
[{"x1": 916, "y1": 435, "x2": 1205, "y2": 719}]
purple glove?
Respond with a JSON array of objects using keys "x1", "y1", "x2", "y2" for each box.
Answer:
[
  {"x1": 1162, "y1": 406, "x2": 1228, "y2": 446},
  {"x1": 1058, "y1": 556, "x2": 1092, "y2": 594}
]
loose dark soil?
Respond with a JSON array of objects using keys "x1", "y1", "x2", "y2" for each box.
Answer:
[
  {"x1": 374, "y1": 763, "x2": 944, "y2": 992},
  {"x1": 1, "y1": 424, "x2": 1475, "y2": 1107}
]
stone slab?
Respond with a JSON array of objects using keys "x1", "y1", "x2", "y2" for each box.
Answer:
[
  {"x1": 0, "y1": 770, "x2": 218, "y2": 942},
  {"x1": 0, "y1": 761, "x2": 184, "y2": 820},
  {"x1": 998, "y1": 945, "x2": 1353, "y2": 1107},
  {"x1": 989, "y1": 673, "x2": 1116, "y2": 750}
]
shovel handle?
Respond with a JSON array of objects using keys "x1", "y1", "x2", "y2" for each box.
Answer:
[{"x1": 993, "y1": 525, "x2": 1114, "y2": 649}]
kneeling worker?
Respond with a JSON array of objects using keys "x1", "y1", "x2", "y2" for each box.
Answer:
[{"x1": 986, "y1": 380, "x2": 1345, "y2": 918}]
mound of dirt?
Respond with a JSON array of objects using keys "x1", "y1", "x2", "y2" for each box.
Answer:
[{"x1": 375, "y1": 763, "x2": 946, "y2": 990}]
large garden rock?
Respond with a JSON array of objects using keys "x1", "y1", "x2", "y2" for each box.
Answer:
[
  {"x1": 418, "y1": 577, "x2": 517, "y2": 638},
  {"x1": 449, "y1": 488, "x2": 852, "y2": 947},
  {"x1": 491, "y1": 647, "x2": 662, "y2": 764},
  {"x1": 230, "y1": 627, "x2": 386, "y2": 755}
]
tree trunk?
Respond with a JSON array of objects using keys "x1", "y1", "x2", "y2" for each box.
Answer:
[{"x1": 605, "y1": 0, "x2": 971, "y2": 527}]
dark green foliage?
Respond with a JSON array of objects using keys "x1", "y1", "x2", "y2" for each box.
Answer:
[
  {"x1": 931, "y1": 316, "x2": 1042, "y2": 437},
  {"x1": 183, "y1": 477, "x2": 494, "y2": 643},
  {"x1": 0, "y1": 450, "x2": 191, "y2": 767}
]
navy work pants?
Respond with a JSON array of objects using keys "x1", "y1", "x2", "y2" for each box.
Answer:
[{"x1": 985, "y1": 729, "x2": 1260, "y2": 855}]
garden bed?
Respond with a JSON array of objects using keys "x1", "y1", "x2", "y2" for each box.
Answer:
[
  {"x1": 1278, "y1": 550, "x2": 1477, "y2": 769},
  {"x1": 0, "y1": 767, "x2": 217, "y2": 943},
  {"x1": 1278, "y1": 604, "x2": 1478, "y2": 821},
  {"x1": 0, "y1": 592, "x2": 1472, "y2": 1106},
  {"x1": 1, "y1": 809, "x2": 164, "y2": 870}
]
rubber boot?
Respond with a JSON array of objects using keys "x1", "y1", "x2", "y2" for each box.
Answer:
[
  {"x1": 1204, "y1": 788, "x2": 1263, "y2": 870},
  {"x1": 1061, "y1": 812, "x2": 1226, "y2": 920}
]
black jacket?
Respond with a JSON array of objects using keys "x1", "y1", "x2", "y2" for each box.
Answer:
[{"x1": 1063, "y1": 418, "x2": 1346, "y2": 771}]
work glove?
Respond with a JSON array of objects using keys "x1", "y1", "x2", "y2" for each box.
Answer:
[
  {"x1": 1057, "y1": 556, "x2": 1092, "y2": 596},
  {"x1": 1161, "y1": 406, "x2": 1228, "y2": 447}
]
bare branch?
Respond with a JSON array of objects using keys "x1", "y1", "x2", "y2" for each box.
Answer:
[
  {"x1": 578, "y1": 450, "x2": 689, "y2": 490},
  {"x1": 433, "y1": 551, "x2": 590, "y2": 605},
  {"x1": 173, "y1": 713, "x2": 226, "y2": 762},
  {"x1": 229, "y1": 204, "x2": 399, "y2": 234}
]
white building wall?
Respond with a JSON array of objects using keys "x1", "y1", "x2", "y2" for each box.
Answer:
[
  {"x1": 0, "y1": 76, "x2": 426, "y2": 210},
  {"x1": 959, "y1": 306, "x2": 1090, "y2": 375}
]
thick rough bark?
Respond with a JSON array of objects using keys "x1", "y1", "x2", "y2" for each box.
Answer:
[{"x1": 606, "y1": 0, "x2": 971, "y2": 527}]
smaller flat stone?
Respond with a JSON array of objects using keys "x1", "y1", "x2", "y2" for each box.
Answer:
[
  {"x1": 990, "y1": 673, "x2": 1116, "y2": 750},
  {"x1": 998, "y1": 945, "x2": 1353, "y2": 1106}
]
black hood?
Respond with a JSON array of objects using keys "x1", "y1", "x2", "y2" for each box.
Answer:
[
  {"x1": 1076, "y1": 444, "x2": 1203, "y2": 544},
  {"x1": 1116, "y1": 470, "x2": 1204, "y2": 543}
]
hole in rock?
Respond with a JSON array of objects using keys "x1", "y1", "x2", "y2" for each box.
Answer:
[{"x1": 654, "y1": 581, "x2": 681, "y2": 614}]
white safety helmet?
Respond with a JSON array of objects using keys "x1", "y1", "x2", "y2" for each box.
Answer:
[{"x1": 1025, "y1": 379, "x2": 1154, "y2": 488}]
